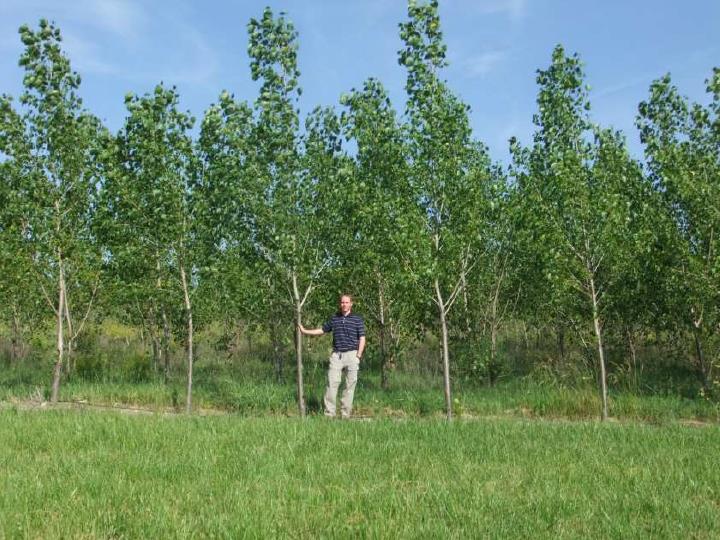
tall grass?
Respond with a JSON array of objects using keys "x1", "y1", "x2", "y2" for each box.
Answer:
[{"x1": 2, "y1": 352, "x2": 719, "y2": 422}]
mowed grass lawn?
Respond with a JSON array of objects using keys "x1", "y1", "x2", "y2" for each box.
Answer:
[{"x1": 1, "y1": 410, "x2": 719, "y2": 539}]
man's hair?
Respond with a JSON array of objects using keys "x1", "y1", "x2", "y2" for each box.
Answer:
[{"x1": 339, "y1": 294, "x2": 353, "y2": 302}]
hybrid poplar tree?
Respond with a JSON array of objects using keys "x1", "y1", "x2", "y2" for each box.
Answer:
[
  {"x1": 512, "y1": 46, "x2": 652, "y2": 419},
  {"x1": 109, "y1": 84, "x2": 198, "y2": 411},
  {"x1": 1, "y1": 20, "x2": 106, "y2": 400},
  {"x1": 196, "y1": 92, "x2": 265, "y2": 362},
  {"x1": 247, "y1": 9, "x2": 343, "y2": 416},
  {"x1": 399, "y1": 0, "x2": 492, "y2": 419},
  {"x1": 0, "y1": 96, "x2": 43, "y2": 362},
  {"x1": 338, "y1": 78, "x2": 416, "y2": 388},
  {"x1": 637, "y1": 69, "x2": 720, "y2": 388}
]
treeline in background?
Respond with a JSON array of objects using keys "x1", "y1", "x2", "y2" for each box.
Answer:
[{"x1": 1, "y1": 1, "x2": 719, "y2": 420}]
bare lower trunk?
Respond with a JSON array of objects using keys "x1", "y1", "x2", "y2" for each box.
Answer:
[
  {"x1": 63, "y1": 286, "x2": 75, "y2": 375},
  {"x1": 692, "y1": 327, "x2": 709, "y2": 388},
  {"x1": 522, "y1": 321, "x2": 530, "y2": 350},
  {"x1": 590, "y1": 276, "x2": 608, "y2": 421},
  {"x1": 151, "y1": 331, "x2": 160, "y2": 373},
  {"x1": 378, "y1": 280, "x2": 389, "y2": 390},
  {"x1": 461, "y1": 273, "x2": 471, "y2": 336},
  {"x1": 488, "y1": 274, "x2": 502, "y2": 387},
  {"x1": 51, "y1": 258, "x2": 66, "y2": 403},
  {"x1": 489, "y1": 324, "x2": 498, "y2": 387},
  {"x1": 627, "y1": 329, "x2": 638, "y2": 390},
  {"x1": 295, "y1": 304, "x2": 305, "y2": 417},
  {"x1": 145, "y1": 308, "x2": 159, "y2": 373},
  {"x1": 435, "y1": 278, "x2": 452, "y2": 421},
  {"x1": 162, "y1": 309, "x2": 170, "y2": 383},
  {"x1": 10, "y1": 304, "x2": 20, "y2": 362},
  {"x1": 180, "y1": 264, "x2": 194, "y2": 414},
  {"x1": 292, "y1": 273, "x2": 306, "y2": 417}
]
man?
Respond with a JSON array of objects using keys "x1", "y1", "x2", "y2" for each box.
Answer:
[{"x1": 299, "y1": 294, "x2": 366, "y2": 418}]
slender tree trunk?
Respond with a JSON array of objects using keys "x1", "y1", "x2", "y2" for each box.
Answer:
[
  {"x1": 162, "y1": 309, "x2": 170, "y2": 383},
  {"x1": 138, "y1": 311, "x2": 146, "y2": 347},
  {"x1": 488, "y1": 272, "x2": 503, "y2": 387},
  {"x1": 150, "y1": 328, "x2": 160, "y2": 373},
  {"x1": 180, "y1": 263, "x2": 194, "y2": 414},
  {"x1": 461, "y1": 272, "x2": 471, "y2": 336},
  {"x1": 489, "y1": 324, "x2": 498, "y2": 387},
  {"x1": 63, "y1": 286, "x2": 75, "y2": 375},
  {"x1": 145, "y1": 306, "x2": 159, "y2": 373},
  {"x1": 388, "y1": 324, "x2": 400, "y2": 375},
  {"x1": 589, "y1": 276, "x2": 608, "y2": 421},
  {"x1": 626, "y1": 329, "x2": 638, "y2": 391},
  {"x1": 522, "y1": 321, "x2": 530, "y2": 350},
  {"x1": 434, "y1": 278, "x2": 452, "y2": 421},
  {"x1": 692, "y1": 326, "x2": 709, "y2": 388},
  {"x1": 292, "y1": 273, "x2": 306, "y2": 417},
  {"x1": 378, "y1": 279, "x2": 389, "y2": 390},
  {"x1": 51, "y1": 256, "x2": 66, "y2": 403},
  {"x1": 294, "y1": 304, "x2": 306, "y2": 417},
  {"x1": 557, "y1": 323, "x2": 565, "y2": 363},
  {"x1": 10, "y1": 303, "x2": 20, "y2": 362}
]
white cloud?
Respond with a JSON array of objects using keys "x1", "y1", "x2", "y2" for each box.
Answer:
[
  {"x1": 151, "y1": 24, "x2": 219, "y2": 88},
  {"x1": 472, "y1": 0, "x2": 527, "y2": 22},
  {"x1": 463, "y1": 50, "x2": 509, "y2": 77},
  {"x1": 84, "y1": 0, "x2": 148, "y2": 41},
  {"x1": 593, "y1": 75, "x2": 651, "y2": 99},
  {"x1": 62, "y1": 32, "x2": 120, "y2": 76},
  {"x1": 2, "y1": 0, "x2": 148, "y2": 41}
]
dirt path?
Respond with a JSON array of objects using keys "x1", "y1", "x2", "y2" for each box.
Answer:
[
  {"x1": 2, "y1": 397, "x2": 718, "y2": 427},
  {"x1": 2, "y1": 398, "x2": 225, "y2": 417}
]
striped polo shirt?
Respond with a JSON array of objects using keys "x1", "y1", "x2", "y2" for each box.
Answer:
[{"x1": 322, "y1": 312, "x2": 365, "y2": 352}]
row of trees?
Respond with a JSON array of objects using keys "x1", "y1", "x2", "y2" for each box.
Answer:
[{"x1": 1, "y1": 2, "x2": 718, "y2": 419}]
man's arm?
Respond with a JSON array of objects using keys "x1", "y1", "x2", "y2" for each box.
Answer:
[
  {"x1": 357, "y1": 335, "x2": 366, "y2": 360},
  {"x1": 299, "y1": 323, "x2": 325, "y2": 336}
]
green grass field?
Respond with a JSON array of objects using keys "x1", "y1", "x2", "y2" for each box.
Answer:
[{"x1": 2, "y1": 409, "x2": 719, "y2": 538}]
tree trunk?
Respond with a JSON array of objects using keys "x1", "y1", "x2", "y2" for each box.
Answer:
[
  {"x1": 162, "y1": 309, "x2": 171, "y2": 383},
  {"x1": 434, "y1": 278, "x2": 453, "y2": 421},
  {"x1": 51, "y1": 257, "x2": 66, "y2": 403},
  {"x1": 63, "y1": 286, "x2": 75, "y2": 375},
  {"x1": 10, "y1": 303, "x2": 21, "y2": 363},
  {"x1": 589, "y1": 276, "x2": 609, "y2": 421},
  {"x1": 294, "y1": 304, "x2": 306, "y2": 417},
  {"x1": 522, "y1": 321, "x2": 530, "y2": 350},
  {"x1": 557, "y1": 323, "x2": 565, "y2": 363},
  {"x1": 180, "y1": 263, "x2": 194, "y2": 414},
  {"x1": 292, "y1": 273, "x2": 306, "y2": 417},
  {"x1": 145, "y1": 307, "x2": 159, "y2": 373},
  {"x1": 378, "y1": 280, "x2": 389, "y2": 390},
  {"x1": 488, "y1": 273, "x2": 503, "y2": 387},
  {"x1": 626, "y1": 329, "x2": 638, "y2": 391},
  {"x1": 151, "y1": 330, "x2": 160, "y2": 373},
  {"x1": 692, "y1": 326, "x2": 709, "y2": 388},
  {"x1": 489, "y1": 324, "x2": 498, "y2": 387}
]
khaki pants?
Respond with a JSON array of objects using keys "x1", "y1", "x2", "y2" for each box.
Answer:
[{"x1": 324, "y1": 350, "x2": 360, "y2": 418}]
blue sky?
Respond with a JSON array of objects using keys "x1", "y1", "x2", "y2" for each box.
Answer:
[{"x1": 1, "y1": 0, "x2": 718, "y2": 163}]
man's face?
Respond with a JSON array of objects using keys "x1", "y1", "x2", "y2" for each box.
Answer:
[{"x1": 339, "y1": 296, "x2": 352, "y2": 315}]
